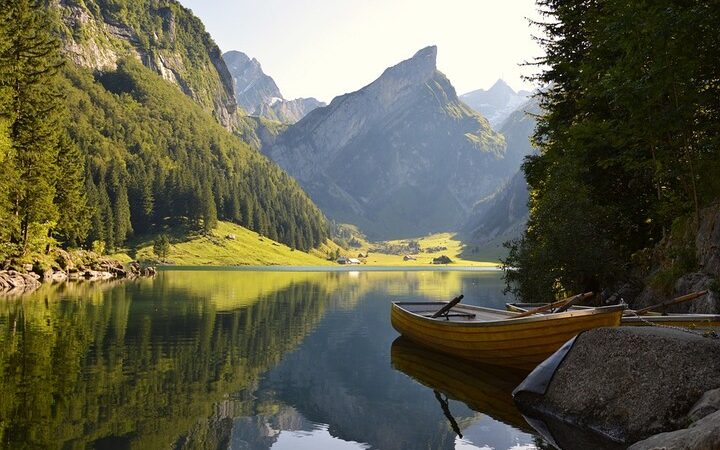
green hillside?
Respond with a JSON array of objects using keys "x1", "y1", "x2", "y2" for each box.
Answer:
[
  {"x1": 63, "y1": 59, "x2": 328, "y2": 252},
  {"x1": 119, "y1": 221, "x2": 337, "y2": 266},
  {"x1": 0, "y1": 1, "x2": 330, "y2": 263}
]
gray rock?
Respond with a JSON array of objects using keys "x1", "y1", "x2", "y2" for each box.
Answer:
[
  {"x1": 51, "y1": 270, "x2": 68, "y2": 282},
  {"x1": 514, "y1": 327, "x2": 720, "y2": 444},
  {"x1": 628, "y1": 409, "x2": 720, "y2": 450},
  {"x1": 697, "y1": 203, "x2": 720, "y2": 278},
  {"x1": 687, "y1": 388, "x2": 720, "y2": 423}
]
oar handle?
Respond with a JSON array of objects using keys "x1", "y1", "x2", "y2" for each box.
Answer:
[
  {"x1": 513, "y1": 292, "x2": 594, "y2": 319},
  {"x1": 431, "y1": 295, "x2": 464, "y2": 318},
  {"x1": 635, "y1": 290, "x2": 708, "y2": 315}
]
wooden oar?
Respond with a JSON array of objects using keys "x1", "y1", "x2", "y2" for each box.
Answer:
[
  {"x1": 512, "y1": 292, "x2": 594, "y2": 319},
  {"x1": 431, "y1": 295, "x2": 464, "y2": 318},
  {"x1": 635, "y1": 290, "x2": 708, "y2": 315}
]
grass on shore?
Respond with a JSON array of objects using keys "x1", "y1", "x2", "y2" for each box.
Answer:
[
  {"x1": 354, "y1": 233, "x2": 499, "y2": 267},
  {"x1": 111, "y1": 221, "x2": 500, "y2": 267}
]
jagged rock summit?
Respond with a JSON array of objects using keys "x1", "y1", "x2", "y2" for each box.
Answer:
[
  {"x1": 223, "y1": 51, "x2": 283, "y2": 113},
  {"x1": 461, "y1": 79, "x2": 531, "y2": 128},
  {"x1": 223, "y1": 50, "x2": 325, "y2": 124},
  {"x1": 264, "y1": 46, "x2": 517, "y2": 239}
]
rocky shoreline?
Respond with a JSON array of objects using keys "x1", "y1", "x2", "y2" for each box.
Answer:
[
  {"x1": 514, "y1": 327, "x2": 720, "y2": 449},
  {"x1": 0, "y1": 249, "x2": 156, "y2": 296}
]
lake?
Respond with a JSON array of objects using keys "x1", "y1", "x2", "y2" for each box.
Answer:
[{"x1": 0, "y1": 269, "x2": 540, "y2": 450}]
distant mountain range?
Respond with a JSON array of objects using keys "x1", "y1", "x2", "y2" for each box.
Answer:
[
  {"x1": 262, "y1": 46, "x2": 527, "y2": 239},
  {"x1": 460, "y1": 80, "x2": 531, "y2": 129},
  {"x1": 223, "y1": 50, "x2": 325, "y2": 124}
]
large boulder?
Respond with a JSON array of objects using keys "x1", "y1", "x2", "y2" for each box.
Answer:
[
  {"x1": 514, "y1": 327, "x2": 720, "y2": 446},
  {"x1": 628, "y1": 409, "x2": 720, "y2": 450}
]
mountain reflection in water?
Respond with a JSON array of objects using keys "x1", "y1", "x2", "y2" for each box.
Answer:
[{"x1": 0, "y1": 269, "x2": 539, "y2": 450}]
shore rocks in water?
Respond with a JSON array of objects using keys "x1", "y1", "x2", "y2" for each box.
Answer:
[
  {"x1": 0, "y1": 249, "x2": 157, "y2": 295},
  {"x1": 0, "y1": 270, "x2": 42, "y2": 291},
  {"x1": 514, "y1": 327, "x2": 720, "y2": 446}
]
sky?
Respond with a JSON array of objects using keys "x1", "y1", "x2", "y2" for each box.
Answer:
[{"x1": 179, "y1": 0, "x2": 544, "y2": 103}]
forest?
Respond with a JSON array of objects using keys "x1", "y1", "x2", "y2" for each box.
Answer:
[
  {"x1": 0, "y1": 0, "x2": 328, "y2": 262},
  {"x1": 504, "y1": 0, "x2": 720, "y2": 301}
]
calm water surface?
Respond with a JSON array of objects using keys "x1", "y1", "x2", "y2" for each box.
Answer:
[{"x1": 0, "y1": 270, "x2": 540, "y2": 449}]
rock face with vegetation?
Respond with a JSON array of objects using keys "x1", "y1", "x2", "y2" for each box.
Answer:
[
  {"x1": 514, "y1": 327, "x2": 720, "y2": 447},
  {"x1": 265, "y1": 46, "x2": 515, "y2": 239},
  {"x1": 634, "y1": 202, "x2": 720, "y2": 314},
  {"x1": 57, "y1": 0, "x2": 237, "y2": 128},
  {"x1": 223, "y1": 50, "x2": 325, "y2": 124}
]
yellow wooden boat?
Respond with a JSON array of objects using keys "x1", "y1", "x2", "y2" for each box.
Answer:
[
  {"x1": 390, "y1": 301, "x2": 624, "y2": 370},
  {"x1": 506, "y1": 303, "x2": 720, "y2": 329},
  {"x1": 390, "y1": 337, "x2": 533, "y2": 433}
]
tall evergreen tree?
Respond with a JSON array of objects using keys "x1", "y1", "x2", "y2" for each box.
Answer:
[
  {"x1": 201, "y1": 180, "x2": 217, "y2": 232},
  {"x1": 1, "y1": 0, "x2": 65, "y2": 252},
  {"x1": 505, "y1": 0, "x2": 720, "y2": 301},
  {"x1": 53, "y1": 133, "x2": 89, "y2": 247},
  {"x1": 112, "y1": 183, "x2": 132, "y2": 247}
]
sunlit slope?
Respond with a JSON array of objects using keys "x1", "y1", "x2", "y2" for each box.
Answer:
[
  {"x1": 357, "y1": 233, "x2": 501, "y2": 267},
  {"x1": 126, "y1": 222, "x2": 337, "y2": 267},
  {"x1": 120, "y1": 224, "x2": 499, "y2": 267}
]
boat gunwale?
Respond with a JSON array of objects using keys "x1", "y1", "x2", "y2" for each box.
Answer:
[
  {"x1": 391, "y1": 301, "x2": 625, "y2": 328},
  {"x1": 505, "y1": 302, "x2": 720, "y2": 323}
]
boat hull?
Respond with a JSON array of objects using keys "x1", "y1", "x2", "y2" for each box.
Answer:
[{"x1": 391, "y1": 302, "x2": 623, "y2": 370}]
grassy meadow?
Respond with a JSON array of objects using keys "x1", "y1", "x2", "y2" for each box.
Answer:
[{"x1": 111, "y1": 222, "x2": 500, "y2": 267}]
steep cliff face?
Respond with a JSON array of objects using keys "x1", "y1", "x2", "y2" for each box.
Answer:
[
  {"x1": 55, "y1": 0, "x2": 237, "y2": 127},
  {"x1": 264, "y1": 46, "x2": 510, "y2": 239},
  {"x1": 461, "y1": 98, "x2": 539, "y2": 246},
  {"x1": 223, "y1": 50, "x2": 326, "y2": 124},
  {"x1": 223, "y1": 50, "x2": 282, "y2": 113}
]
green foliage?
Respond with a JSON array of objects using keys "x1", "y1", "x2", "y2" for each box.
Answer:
[
  {"x1": 63, "y1": 58, "x2": 328, "y2": 251},
  {"x1": 0, "y1": 0, "x2": 89, "y2": 259},
  {"x1": 152, "y1": 233, "x2": 169, "y2": 261},
  {"x1": 504, "y1": 0, "x2": 720, "y2": 300}
]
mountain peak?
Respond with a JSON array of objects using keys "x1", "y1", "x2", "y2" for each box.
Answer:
[
  {"x1": 377, "y1": 45, "x2": 438, "y2": 89},
  {"x1": 489, "y1": 79, "x2": 515, "y2": 95},
  {"x1": 412, "y1": 45, "x2": 438, "y2": 63}
]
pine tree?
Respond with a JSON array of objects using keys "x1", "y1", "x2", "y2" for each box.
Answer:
[
  {"x1": 97, "y1": 180, "x2": 114, "y2": 250},
  {"x1": 201, "y1": 180, "x2": 217, "y2": 232},
  {"x1": 1, "y1": 0, "x2": 65, "y2": 252},
  {"x1": 0, "y1": 16, "x2": 18, "y2": 256},
  {"x1": 53, "y1": 133, "x2": 89, "y2": 246},
  {"x1": 112, "y1": 183, "x2": 132, "y2": 247}
]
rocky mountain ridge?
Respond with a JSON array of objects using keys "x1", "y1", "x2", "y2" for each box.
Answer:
[
  {"x1": 263, "y1": 46, "x2": 518, "y2": 239},
  {"x1": 223, "y1": 50, "x2": 326, "y2": 124},
  {"x1": 461, "y1": 79, "x2": 530, "y2": 129}
]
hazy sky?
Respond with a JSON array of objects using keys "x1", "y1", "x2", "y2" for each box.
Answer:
[{"x1": 179, "y1": 0, "x2": 543, "y2": 103}]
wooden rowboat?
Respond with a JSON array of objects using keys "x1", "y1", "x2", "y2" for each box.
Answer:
[
  {"x1": 391, "y1": 301, "x2": 624, "y2": 370},
  {"x1": 506, "y1": 303, "x2": 720, "y2": 329}
]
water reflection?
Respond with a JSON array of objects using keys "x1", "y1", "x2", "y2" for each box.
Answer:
[{"x1": 0, "y1": 270, "x2": 535, "y2": 450}]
